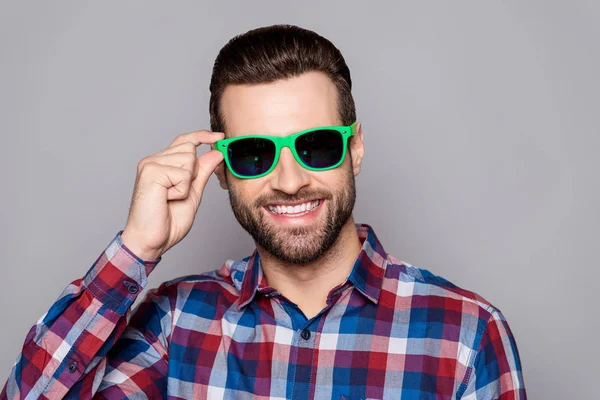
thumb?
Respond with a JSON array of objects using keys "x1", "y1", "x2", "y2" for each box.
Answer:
[{"x1": 190, "y1": 150, "x2": 224, "y2": 198}]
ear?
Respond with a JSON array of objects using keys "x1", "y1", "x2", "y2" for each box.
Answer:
[
  {"x1": 214, "y1": 161, "x2": 229, "y2": 190},
  {"x1": 349, "y1": 122, "x2": 365, "y2": 176},
  {"x1": 211, "y1": 145, "x2": 229, "y2": 190}
]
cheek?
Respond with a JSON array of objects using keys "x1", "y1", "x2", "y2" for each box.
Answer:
[
  {"x1": 313, "y1": 162, "x2": 352, "y2": 187},
  {"x1": 231, "y1": 179, "x2": 268, "y2": 204}
]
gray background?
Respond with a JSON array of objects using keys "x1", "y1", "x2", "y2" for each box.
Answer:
[{"x1": 1, "y1": 1, "x2": 598, "y2": 398}]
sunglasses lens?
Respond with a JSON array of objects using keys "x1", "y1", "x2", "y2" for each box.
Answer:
[
  {"x1": 228, "y1": 138, "x2": 275, "y2": 177},
  {"x1": 295, "y1": 129, "x2": 344, "y2": 169}
]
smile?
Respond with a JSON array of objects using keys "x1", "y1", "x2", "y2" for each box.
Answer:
[{"x1": 266, "y1": 200, "x2": 321, "y2": 216}]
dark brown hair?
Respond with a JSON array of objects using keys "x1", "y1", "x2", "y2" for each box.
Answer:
[{"x1": 209, "y1": 24, "x2": 356, "y2": 133}]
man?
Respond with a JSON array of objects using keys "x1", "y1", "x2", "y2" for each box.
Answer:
[{"x1": 2, "y1": 25, "x2": 526, "y2": 399}]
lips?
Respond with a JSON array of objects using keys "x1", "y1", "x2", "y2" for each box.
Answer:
[
  {"x1": 267, "y1": 200, "x2": 321, "y2": 215},
  {"x1": 263, "y1": 198, "x2": 325, "y2": 219}
]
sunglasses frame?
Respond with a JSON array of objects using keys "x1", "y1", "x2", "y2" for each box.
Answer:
[{"x1": 215, "y1": 122, "x2": 357, "y2": 179}]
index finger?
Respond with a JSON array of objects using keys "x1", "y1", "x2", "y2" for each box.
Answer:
[{"x1": 168, "y1": 130, "x2": 224, "y2": 149}]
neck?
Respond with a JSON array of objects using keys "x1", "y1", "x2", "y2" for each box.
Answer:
[{"x1": 256, "y1": 217, "x2": 362, "y2": 320}]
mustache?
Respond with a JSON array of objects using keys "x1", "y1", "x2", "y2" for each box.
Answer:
[{"x1": 254, "y1": 188, "x2": 332, "y2": 207}]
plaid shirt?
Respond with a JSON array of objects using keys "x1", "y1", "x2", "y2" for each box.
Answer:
[{"x1": 2, "y1": 223, "x2": 526, "y2": 399}]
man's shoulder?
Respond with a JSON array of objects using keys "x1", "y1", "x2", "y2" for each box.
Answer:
[
  {"x1": 383, "y1": 254, "x2": 499, "y2": 318},
  {"x1": 143, "y1": 257, "x2": 249, "y2": 305}
]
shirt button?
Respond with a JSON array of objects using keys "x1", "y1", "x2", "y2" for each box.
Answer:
[
  {"x1": 67, "y1": 361, "x2": 77, "y2": 373},
  {"x1": 124, "y1": 281, "x2": 139, "y2": 294},
  {"x1": 301, "y1": 329, "x2": 311, "y2": 340}
]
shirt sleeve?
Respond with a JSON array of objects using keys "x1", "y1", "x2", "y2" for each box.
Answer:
[
  {"x1": 0, "y1": 231, "x2": 162, "y2": 399},
  {"x1": 460, "y1": 309, "x2": 527, "y2": 399}
]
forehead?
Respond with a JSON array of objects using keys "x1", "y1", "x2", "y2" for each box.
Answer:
[{"x1": 219, "y1": 71, "x2": 340, "y2": 137}]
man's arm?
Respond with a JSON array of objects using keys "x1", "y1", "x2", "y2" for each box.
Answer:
[
  {"x1": 459, "y1": 309, "x2": 527, "y2": 399},
  {"x1": 92, "y1": 290, "x2": 171, "y2": 399},
  {"x1": 0, "y1": 230, "x2": 165, "y2": 399},
  {"x1": 1, "y1": 127, "x2": 225, "y2": 399}
]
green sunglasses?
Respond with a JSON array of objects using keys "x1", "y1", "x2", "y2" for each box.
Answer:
[{"x1": 215, "y1": 122, "x2": 357, "y2": 179}]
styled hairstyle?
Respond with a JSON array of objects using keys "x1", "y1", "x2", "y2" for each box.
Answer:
[{"x1": 209, "y1": 24, "x2": 356, "y2": 132}]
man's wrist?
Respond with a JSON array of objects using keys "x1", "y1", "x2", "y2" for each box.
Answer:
[{"x1": 120, "y1": 230, "x2": 162, "y2": 262}]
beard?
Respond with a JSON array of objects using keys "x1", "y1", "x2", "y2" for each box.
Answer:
[{"x1": 228, "y1": 164, "x2": 356, "y2": 264}]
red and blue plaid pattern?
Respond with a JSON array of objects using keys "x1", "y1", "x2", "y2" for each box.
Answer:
[{"x1": 2, "y1": 224, "x2": 526, "y2": 399}]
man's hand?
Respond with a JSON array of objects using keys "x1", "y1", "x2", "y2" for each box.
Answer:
[{"x1": 121, "y1": 130, "x2": 225, "y2": 260}]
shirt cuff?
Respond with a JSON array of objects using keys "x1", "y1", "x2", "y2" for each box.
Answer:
[{"x1": 83, "y1": 230, "x2": 161, "y2": 315}]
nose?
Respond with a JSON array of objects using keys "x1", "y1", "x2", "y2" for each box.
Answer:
[{"x1": 269, "y1": 147, "x2": 311, "y2": 195}]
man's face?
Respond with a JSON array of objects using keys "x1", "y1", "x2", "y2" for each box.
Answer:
[{"x1": 216, "y1": 71, "x2": 364, "y2": 264}]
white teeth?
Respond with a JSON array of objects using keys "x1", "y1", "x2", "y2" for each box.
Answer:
[{"x1": 267, "y1": 200, "x2": 321, "y2": 215}]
